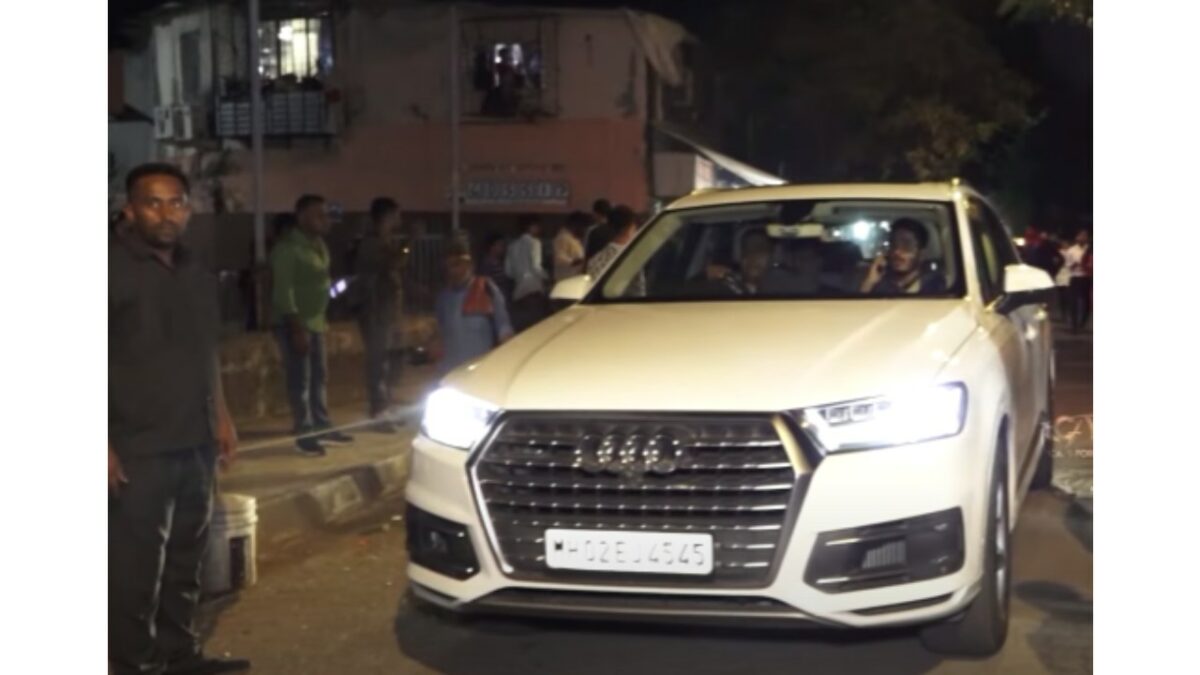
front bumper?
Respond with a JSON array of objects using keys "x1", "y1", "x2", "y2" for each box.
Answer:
[{"x1": 405, "y1": 416, "x2": 991, "y2": 629}]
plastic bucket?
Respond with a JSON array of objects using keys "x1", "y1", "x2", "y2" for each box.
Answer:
[{"x1": 202, "y1": 493, "x2": 258, "y2": 596}]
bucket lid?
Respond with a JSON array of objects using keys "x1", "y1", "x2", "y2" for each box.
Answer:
[{"x1": 214, "y1": 493, "x2": 257, "y2": 518}]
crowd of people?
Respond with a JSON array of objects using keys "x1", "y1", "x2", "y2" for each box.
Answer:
[
  {"x1": 264, "y1": 194, "x2": 643, "y2": 453},
  {"x1": 1020, "y1": 225, "x2": 1093, "y2": 334},
  {"x1": 113, "y1": 179, "x2": 641, "y2": 458},
  {"x1": 464, "y1": 199, "x2": 644, "y2": 338},
  {"x1": 108, "y1": 159, "x2": 641, "y2": 674}
]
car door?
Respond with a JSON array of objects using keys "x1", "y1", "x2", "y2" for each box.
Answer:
[
  {"x1": 967, "y1": 198, "x2": 1039, "y2": 468},
  {"x1": 980, "y1": 203, "x2": 1052, "y2": 427}
]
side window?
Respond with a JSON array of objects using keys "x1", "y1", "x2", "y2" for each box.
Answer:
[
  {"x1": 968, "y1": 200, "x2": 1001, "y2": 304},
  {"x1": 978, "y1": 201, "x2": 1020, "y2": 269}
]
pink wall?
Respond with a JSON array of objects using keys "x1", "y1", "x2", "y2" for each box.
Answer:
[{"x1": 227, "y1": 117, "x2": 650, "y2": 215}]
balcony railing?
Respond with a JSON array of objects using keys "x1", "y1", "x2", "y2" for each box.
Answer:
[{"x1": 215, "y1": 90, "x2": 332, "y2": 137}]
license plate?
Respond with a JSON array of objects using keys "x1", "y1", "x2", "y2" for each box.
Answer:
[{"x1": 544, "y1": 529, "x2": 714, "y2": 575}]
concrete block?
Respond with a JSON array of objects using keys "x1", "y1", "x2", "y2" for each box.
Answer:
[
  {"x1": 370, "y1": 454, "x2": 410, "y2": 497},
  {"x1": 302, "y1": 475, "x2": 366, "y2": 524}
]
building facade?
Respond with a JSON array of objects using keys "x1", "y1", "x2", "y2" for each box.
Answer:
[{"x1": 111, "y1": 1, "x2": 781, "y2": 270}]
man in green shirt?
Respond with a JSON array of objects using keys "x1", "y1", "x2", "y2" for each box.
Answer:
[{"x1": 271, "y1": 194, "x2": 353, "y2": 455}]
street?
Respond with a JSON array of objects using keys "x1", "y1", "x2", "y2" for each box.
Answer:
[{"x1": 202, "y1": 330, "x2": 1092, "y2": 675}]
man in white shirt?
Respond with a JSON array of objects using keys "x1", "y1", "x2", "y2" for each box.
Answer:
[
  {"x1": 1062, "y1": 229, "x2": 1091, "y2": 333},
  {"x1": 553, "y1": 211, "x2": 589, "y2": 281},
  {"x1": 1054, "y1": 235, "x2": 1072, "y2": 321},
  {"x1": 504, "y1": 214, "x2": 549, "y2": 331}
]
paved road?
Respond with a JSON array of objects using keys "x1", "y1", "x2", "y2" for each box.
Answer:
[
  {"x1": 202, "y1": 491, "x2": 1091, "y2": 675},
  {"x1": 203, "y1": 331, "x2": 1092, "y2": 674},
  {"x1": 1050, "y1": 327, "x2": 1092, "y2": 500}
]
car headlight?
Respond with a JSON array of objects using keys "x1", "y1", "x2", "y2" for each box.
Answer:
[
  {"x1": 799, "y1": 383, "x2": 967, "y2": 453},
  {"x1": 420, "y1": 387, "x2": 499, "y2": 450}
]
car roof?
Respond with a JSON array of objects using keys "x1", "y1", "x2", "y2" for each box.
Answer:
[{"x1": 665, "y1": 182, "x2": 964, "y2": 211}]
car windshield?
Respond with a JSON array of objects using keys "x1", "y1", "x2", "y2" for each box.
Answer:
[{"x1": 586, "y1": 199, "x2": 965, "y2": 303}]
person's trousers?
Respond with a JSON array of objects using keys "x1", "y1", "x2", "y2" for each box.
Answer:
[
  {"x1": 276, "y1": 327, "x2": 331, "y2": 433},
  {"x1": 358, "y1": 311, "x2": 396, "y2": 417},
  {"x1": 1068, "y1": 277, "x2": 1092, "y2": 333},
  {"x1": 109, "y1": 446, "x2": 217, "y2": 675}
]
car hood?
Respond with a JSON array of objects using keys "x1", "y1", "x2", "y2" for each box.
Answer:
[{"x1": 443, "y1": 299, "x2": 979, "y2": 412}]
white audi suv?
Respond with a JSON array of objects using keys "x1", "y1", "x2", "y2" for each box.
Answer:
[{"x1": 404, "y1": 182, "x2": 1056, "y2": 656}]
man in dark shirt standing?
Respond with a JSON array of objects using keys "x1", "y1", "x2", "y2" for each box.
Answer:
[
  {"x1": 355, "y1": 197, "x2": 406, "y2": 431},
  {"x1": 583, "y1": 198, "x2": 614, "y2": 262},
  {"x1": 109, "y1": 163, "x2": 249, "y2": 675}
]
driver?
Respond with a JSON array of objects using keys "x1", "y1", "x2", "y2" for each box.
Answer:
[
  {"x1": 860, "y1": 218, "x2": 946, "y2": 295},
  {"x1": 723, "y1": 246, "x2": 771, "y2": 295}
]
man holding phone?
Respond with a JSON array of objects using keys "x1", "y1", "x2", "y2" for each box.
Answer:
[
  {"x1": 270, "y1": 194, "x2": 354, "y2": 456},
  {"x1": 860, "y1": 218, "x2": 946, "y2": 295}
]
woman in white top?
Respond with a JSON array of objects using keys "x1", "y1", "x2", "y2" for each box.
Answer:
[
  {"x1": 552, "y1": 211, "x2": 589, "y2": 281},
  {"x1": 1055, "y1": 236, "x2": 1072, "y2": 321}
]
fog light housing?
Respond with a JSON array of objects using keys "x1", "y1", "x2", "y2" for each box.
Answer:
[
  {"x1": 805, "y1": 508, "x2": 963, "y2": 593},
  {"x1": 406, "y1": 505, "x2": 480, "y2": 580}
]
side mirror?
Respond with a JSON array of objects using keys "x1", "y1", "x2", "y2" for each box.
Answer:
[
  {"x1": 996, "y1": 263, "x2": 1055, "y2": 314},
  {"x1": 550, "y1": 275, "x2": 592, "y2": 302}
]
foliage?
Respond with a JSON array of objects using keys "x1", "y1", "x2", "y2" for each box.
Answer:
[
  {"x1": 707, "y1": 0, "x2": 1036, "y2": 181},
  {"x1": 998, "y1": 0, "x2": 1093, "y2": 28}
]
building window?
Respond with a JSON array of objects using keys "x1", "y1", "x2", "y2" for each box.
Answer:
[
  {"x1": 258, "y1": 17, "x2": 333, "y2": 82},
  {"x1": 474, "y1": 41, "x2": 543, "y2": 116},
  {"x1": 463, "y1": 16, "x2": 558, "y2": 119}
]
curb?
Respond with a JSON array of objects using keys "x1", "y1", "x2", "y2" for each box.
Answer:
[{"x1": 250, "y1": 453, "x2": 410, "y2": 550}]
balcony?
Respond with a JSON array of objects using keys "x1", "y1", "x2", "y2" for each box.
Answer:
[{"x1": 215, "y1": 90, "x2": 334, "y2": 138}]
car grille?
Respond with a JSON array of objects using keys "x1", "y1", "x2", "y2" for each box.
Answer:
[{"x1": 470, "y1": 414, "x2": 805, "y2": 587}]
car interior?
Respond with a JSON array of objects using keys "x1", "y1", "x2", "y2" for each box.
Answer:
[{"x1": 600, "y1": 200, "x2": 960, "y2": 300}]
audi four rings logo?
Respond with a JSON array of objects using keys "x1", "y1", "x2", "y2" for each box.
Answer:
[{"x1": 573, "y1": 432, "x2": 689, "y2": 477}]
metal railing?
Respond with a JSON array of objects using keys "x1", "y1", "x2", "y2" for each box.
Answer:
[
  {"x1": 215, "y1": 90, "x2": 330, "y2": 138},
  {"x1": 401, "y1": 235, "x2": 452, "y2": 313},
  {"x1": 211, "y1": 232, "x2": 455, "y2": 334}
]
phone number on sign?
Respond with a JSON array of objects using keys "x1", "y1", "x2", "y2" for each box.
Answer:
[{"x1": 463, "y1": 180, "x2": 569, "y2": 204}]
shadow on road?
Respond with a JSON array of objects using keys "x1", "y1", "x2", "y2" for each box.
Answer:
[
  {"x1": 1015, "y1": 581, "x2": 1092, "y2": 675},
  {"x1": 393, "y1": 594, "x2": 947, "y2": 675}
]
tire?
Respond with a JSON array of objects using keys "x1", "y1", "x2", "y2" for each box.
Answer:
[
  {"x1": 1031, "y1": 375, "x2": 1055, "y2": 491},
  {"x1": 920, "y1": 448, "x2": 1011, "y2": 657}
]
